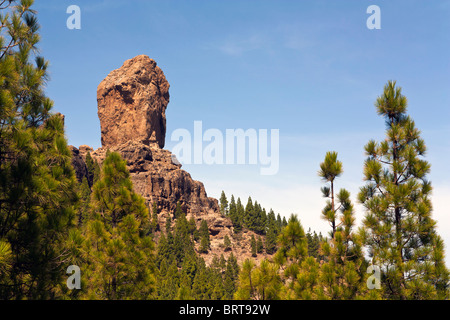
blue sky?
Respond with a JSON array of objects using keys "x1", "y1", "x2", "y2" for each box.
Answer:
[{"x1": 34, "y1": 1, "x2": 450, "y2": 264}]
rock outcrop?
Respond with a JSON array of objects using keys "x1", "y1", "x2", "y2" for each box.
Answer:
[
  {"x1": 89, "y1": 140, "x2": 220, "y2": 217},
  {"x1": 70, "y1": 54, "x2": 268, "y2": 265},
  {"x1": 97, "y1": 55, "x2": 170, "y2": 149},
  {"x1": 92, "y1": 55, "x2": 221, "y2": 218}
]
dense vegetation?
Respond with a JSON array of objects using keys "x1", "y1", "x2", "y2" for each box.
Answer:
[{"x1": 0, "y1": 1, "x2": 448, "y2": 300}]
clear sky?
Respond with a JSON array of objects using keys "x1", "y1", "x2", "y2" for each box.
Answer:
[{"x1": 34, "y1": 0, "x2": 450, "y2": 265}]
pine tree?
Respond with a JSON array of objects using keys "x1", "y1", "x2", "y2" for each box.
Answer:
[
  {"x1": 219, "y1": 190, "x2": 228, "y2": 216},
  {"x1": 252, "y1": 259, "x2": 282, "y2": 300},
  {"x1": 282, "y1": 216, "x2": 288, "y2": 228},
  {"x1": 93, "y1": 159, "x2": 100, "y2": 184},
  {"x1": 234, "y1": 259, "x2": 255, "y2": 299},
  {"x1": 85, "y1": 152, "x2": 94, "y2": 186},
  {"x1": 173, "y1": 211, "x2": 194, "y2": 266},
  {"x1": 237, "y1": 198, "x2": 245, "y2": 229},
  {"x1": 244, "y1": 197, "x2": 254, "y2": 230},
  {"x1": 292, "y1": 256, "x2": 321, "y2": 300},
  {"x1": 157, "y1": 260, "x2": 179, "y2": 299},
  {"x1": 199, "y1": 219, "x2": 210, "y2": 253},
  {"x1": 224, "y1": 235, "x2": 232, "y2": 252},
  {"x1": 0, "y1": 0, "x2": 78, "y2": 299},
  {"x1": 163, "y1": 215, "x2": 175, "y2": 264},
  {"x1": 230, "y1": 195, "x2": 243, "y2": 233},
  {"x1": 306, "y1": 228, "x2": 313, "y2": 255},
  {"x1": 317, "y1": 152, "x2": 369, "y2": 299},
  {"x1": 252, "y1": 201, "x2": 265, "y2": 234},
  {"x1": 228, "y1": 194, "x2": 237, "y2": 224},
  {"x1": 235, "y1": 258, "x2": 282, "y2": 300},
  {"x1": 273, "y1": 214, "x2": 309, "y2": 297},
  {"x1": 77, "y1": 177, "x2": 91, "y2": 226},
  {"x1": 265, "y1": 209, "x2": 278, "y2": 254},
  {"x1": 250, "y1": 234, "x2": 257, "y2": 257},
  {"x1": 223, "y1": 253, "x2": 239, "y2": 299},
  {"x1": 318, "y1": 151, "x2": 343, "y2": 239},
  {"x1": 242, "y1": 197, "x2": 267, "y2": 233},
  {"x1": 81, "y1": 152, "x2": 156, "y2": 299},
  {"x1": 256, "y1": 236, "x2": 264, "y2": 254},
  {"x1": 276, "y1": 214, "x2": 282, "y2": 230},
  {"x1": 188, "y1": 216, "x2": 200, "y2": 241},
  {"x1": 358, "y1": 80, "x2": 449, "y2": 299},
  {"x1": 180, "y1": 250, "x2": 197, "y2": 289},
  {"x1": 219, "y1": 254, "x2": 227, "y2": 273},
  {"x1": 306, "y1": 229, "x2": 321, "y2": 259},
  {"x1": 211, "y1": 268, "x2": 226, "y2": 300},
  {"x1": 260, "y1": 208, "x2": 267, "y2": 234},
  {"x1": 174, "y1": 201, "x2": 183, "y2": 219},
  {"x1": 319, "y1": 190, "x2": 367, "y2": 300},
  {"x1": 192, "y1": 258, "x2": 212, "y2": 299},
  {"x1": 150, "y1": 202, "x2": 159, "y2": 233},
  {"x1": 176, "y1": 284, "x2": 193, "y2": 300},
  {"x1": 156, "y1": 233, "x2": 170, "y2": 269},
  {"x1": 256, "y1": 237, "x2": 264, "y2": 253},
  {"x1": 275, "y1": 215, "x2": 308, "y2": 265},
  {"x1": 223, "y1": 262, "x2": 236, "y2": 299},
  {"x1": 165, "y1": 215, "x2": 173, "y2": 237}
]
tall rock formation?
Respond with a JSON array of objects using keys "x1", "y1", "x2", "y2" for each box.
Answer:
[
  {"x1": 92, "y1": 55, "x2": 220, "y2": 218},
  {"x1": 71, "y1": 55, "x2": 268, "y2": 265},
  {"x1": 97, "y1": 55, "x2": 170, "y2": 149}
]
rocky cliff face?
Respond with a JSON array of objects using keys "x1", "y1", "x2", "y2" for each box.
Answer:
[
  {"x1": 70, "y1": 55, "x2": 268, "y2": 265},
  {"x1": 88, "y1": 140, "x2": 220, "y2": 218}
]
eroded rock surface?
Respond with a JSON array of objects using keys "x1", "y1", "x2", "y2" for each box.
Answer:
[
  {"x1": 70, "y1": 55, "x2": 266, "y2": 265},
  {"x1": 97, "y1": 55, "x2": 170, "y2": 149}
]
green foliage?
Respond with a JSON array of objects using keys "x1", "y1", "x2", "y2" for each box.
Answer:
[
  {"x1": 223, "y1": 253, "x2": 239, "y2": 299},
  {"x1": 233, "y1": 196, "x2": 244, "y2": 233},
  {"x1": 318, "y1": 151, "x2": 343, "y2": 183},
  {"x1": 173, "y1": 211, "x2": 195, "y2": 266},
  {"x1": 174, "y1": 201, "x2": 183, "y2": 219},
  {"x1": 225, "y1": 192, "x2": 276, "y2": 237},
  {"x1": 0, "y1": 240, "x2": 12, "y2": 279},
  {"x1": 199, "y1": 219, "x2": 210, "y2": 253},
  {"x1": 275, "y1": 215, "x2": 308, "y2": 265},
  {"x1": 244, "y1": 197, "x2": 255, "y2": 231},
  {"x1": 250, "y1": 234, "x2": 257, "y2": 257},
  {"x1": 79, "y1": 152, "x2": 156, "y2": 299},
  {"x1": 150, "y1": 202, "x2": 159, "y2": 233},
  {"x1": 76, "y1": 177, "x2": 91, "y2": 226},
  {"x1": 358, "y1": 81, "x2": 449, "y2": 299},
  {"x1": 256, "y1": 236, "x2": 264, "y2": 254},
  {"x1": 235, "y1": 259, "x2": 282, "y2": 300},
  {"x1": 315, "y1": 151, "x2": 367, "y2": 299},
  {"x1": 273, "y1": 215, "x2": 309, "y2": 297},
  {"x1": 219, "y1": 190, "x2": 228, "y2": 216},
  {"x1": 188, "y1": 216, "x2": 200, "y2": 241},
  {"x1": 265, "y1": 212, "x2": 278, "y2": 254},
  {"x1": 224, "y1": 235, "x2": 232, "y2": 251},
  {"x1": 155, "y1": 235, "x2": 239, "y2": 300},
  {"x1": 0, "y1": 0, "x2": 78, "y2": 299},
  {"x1": 319, "y1": 151, "x2": 344, "y2": 238},
  {"x1": 306, "y1": 229, "x2": 322, "y2": 259},
  {"x1": 1, "y1": 3, "x2": 448, "y2": 301}
]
